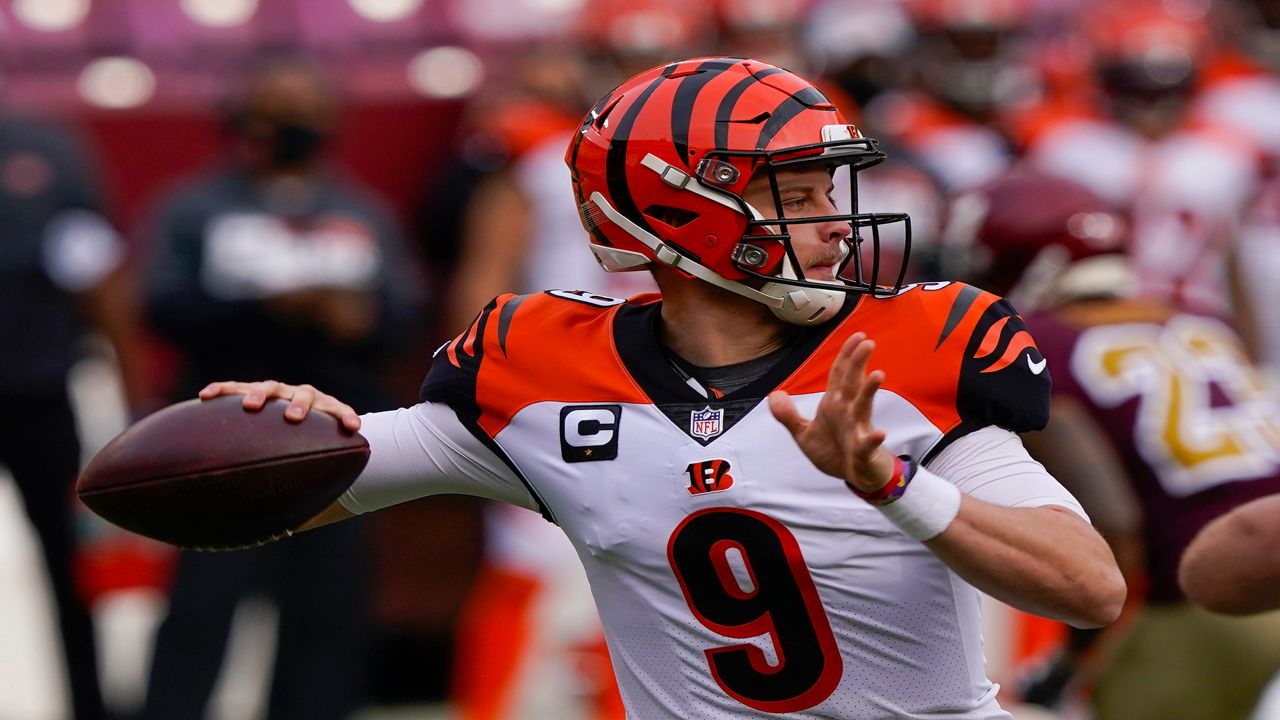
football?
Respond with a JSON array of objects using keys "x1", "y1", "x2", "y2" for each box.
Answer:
[{"x1": 77, "y1": 395, "x2": 370, "y2": 550}]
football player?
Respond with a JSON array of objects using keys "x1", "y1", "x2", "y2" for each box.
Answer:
[
  {"x1": 944, "y1": 168, "x2": 1280, "y2": 719},
  {"x1": 203, "y1": 57, "x2": 1123, "y2": 718}
]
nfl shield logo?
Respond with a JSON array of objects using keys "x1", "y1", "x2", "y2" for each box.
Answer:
[{"x1": 690, "y1": 406, "x2": 724, "y2": 441}]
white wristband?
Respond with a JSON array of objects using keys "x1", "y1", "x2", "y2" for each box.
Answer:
[{"x1": 877, "y1": 466, "x2": 961, "y2": 541}]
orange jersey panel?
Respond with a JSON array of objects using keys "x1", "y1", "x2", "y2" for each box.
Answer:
[
  {"x1": 781, "y1": 282, "x2": 1048, "y2": 439},
  {"x1": 433, "y1": 292, "x2": 654, "y2": 438}
]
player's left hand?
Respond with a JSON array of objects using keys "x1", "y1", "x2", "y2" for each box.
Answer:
[{"x1": 769, "y1": 332, "x2": 895, "y2": 494}]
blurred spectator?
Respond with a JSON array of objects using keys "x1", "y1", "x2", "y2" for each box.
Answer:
[
  {"x1": 1231, "y1": 0, "x2": 1280, "y2": 72},
  {"x1": 0, "y1": 107, "x2": 147, "y2": 720},
  {"x1": 944, "y1": 168, "x2": 1280, "y2": 720},
  {"x1": 1194, "y1": 0, "x2": 1280, "y2": 373},
  {"x1": 802, "y1": 0, "x2": 917, "y2": 111},
  {"x1": 1196, "y1": 0, "x2": 1280, "y2": 161},
  {"x1": 1233, "y1": 179, "x2": 1280, "y2": 374},
  {"x1": 714, "y1": 0, "x2": 808, "y2": 69},
  {"x1": 139, "y1": 56, "x2": 422, "y2": 720},
  {"x1": 579, "y1": 0, "x2": 719, "y2": 86},
  {"x1": 868, "y1": 0, "x2": 1043, "y2": 191}
]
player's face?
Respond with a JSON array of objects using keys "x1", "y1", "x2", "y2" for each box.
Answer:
[{"x1": 742, "y1": 165, "x2": 853, "y2": 282}]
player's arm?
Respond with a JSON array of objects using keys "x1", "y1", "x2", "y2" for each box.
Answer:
[
  {"x1": 770, "y1": 333, "x2": 1126, "y2": 629},
  {"x1": 199, "y1": 378, "x2": 539, "y2": 530},
  {"x1": 923, "y1": 470, "x2": 1124, "y2": 629},
  {"x1": 1178, "y1": 494, "x2": 1280, "y2": 615}
]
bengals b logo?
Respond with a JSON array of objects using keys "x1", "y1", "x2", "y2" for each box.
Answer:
[{"x1": 686, "y1": 459, "x2": 734, "y2": 495}]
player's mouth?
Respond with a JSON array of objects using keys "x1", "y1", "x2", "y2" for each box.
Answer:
[{"x1": 804, "y1": 254, "x2": 844, "y2": 282}]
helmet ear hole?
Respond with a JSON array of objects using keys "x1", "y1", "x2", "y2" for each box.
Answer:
[{"x1": 643, "y1": 204, "x2": 699, "y2": 230}]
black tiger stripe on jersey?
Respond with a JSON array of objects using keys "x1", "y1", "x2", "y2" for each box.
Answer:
[
  {"x1": 925, "y1": 298, "x2": 1050, "y2": 463},
  {"x1": 496, "y1": 293, "x2": 529, "y2": 355},
  {"x1": 606, "y1": 63, "x2": 678, "y2": 240},
  {"x1": 671, "y1": 59, "x2": 736, "y2": 166},
  {"x1": 935, "y1": 284, "x2": 983, "y2": 350}
]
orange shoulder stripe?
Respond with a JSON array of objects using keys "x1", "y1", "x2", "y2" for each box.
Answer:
[
  {"x1": 473, "y1": 294, "x2": 651, "y2": 438},
  {"x1": 780, "y1": 284, "x2": 999, "y2": 434}
]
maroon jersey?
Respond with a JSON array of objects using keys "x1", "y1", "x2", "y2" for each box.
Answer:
[{"x1": 1028, "y1": 300, "x2": 1280, "y2": 604}]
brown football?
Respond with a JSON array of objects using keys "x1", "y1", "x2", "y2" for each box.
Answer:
[{"x1": 77, "y1": 395, "x2": 369, "y2": 550}]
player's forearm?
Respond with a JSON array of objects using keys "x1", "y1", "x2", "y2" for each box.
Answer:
[
  {"x1": 1179, "y1": 494, "x2": 1280, "y2": 615},
  {"x1": 926, "y1": 499, "x2": 1126, "y2": 628}
]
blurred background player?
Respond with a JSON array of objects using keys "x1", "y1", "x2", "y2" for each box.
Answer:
[
  {"x1": 0, "y1": 100, "x2": 149, "y2": 720},
  {"x1": 869, "y1": 0, "x2": 1044, "y2": 192},
  {"x1": 944, "y1": 168, "x2": 1280, "y2": 719},
  {"x1": 1198, "y1": 0, "x2": 1280, "y2": 375},
  {"x1": 138, "y1": 56, "x2": 422, "y2": 720},
  {"x1": 1022, "y1": 0, "x2": 1261, "y2": 320}
]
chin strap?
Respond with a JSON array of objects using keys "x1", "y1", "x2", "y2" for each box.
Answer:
[{"x1": 588, "y1": 191, "x2": 786, "y2": 310}]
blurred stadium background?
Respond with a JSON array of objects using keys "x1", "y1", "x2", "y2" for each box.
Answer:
[{"x1": 3, "y1": 0, "x2": 1280, "y2": 717}]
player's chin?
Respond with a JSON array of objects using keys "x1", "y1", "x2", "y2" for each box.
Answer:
[{"x1": 805, "y1": 267, "x2": 839, "y2": 283}]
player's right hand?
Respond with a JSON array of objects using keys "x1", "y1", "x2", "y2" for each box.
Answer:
[
  {"x1": 198, "y1": 380, "x2": 361, "y2": 432},
  {"x1": 769, "y1": 332, "x2": 895, "y2": 495}
]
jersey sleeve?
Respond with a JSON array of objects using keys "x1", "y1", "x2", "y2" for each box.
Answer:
[
  {"x1": 339, "y1": 402, "x2": 538, "y2": 514},
  {"x1": 954, "y1": 296, "x2": 1051, "y2": 434},
  {"x1": 927, "y1": 425, "x2": 1088, "y2": 520},
  {"x1": 419, "y1": 294, "x2": 512, "y2": 411},
  {"x1": 416, "y1": 293, "x2": 557, "y2": 517}
]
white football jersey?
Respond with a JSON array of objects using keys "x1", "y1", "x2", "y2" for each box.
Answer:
[{"x1": 344, "y1": 283, "x2": 1083, "y2": 719}]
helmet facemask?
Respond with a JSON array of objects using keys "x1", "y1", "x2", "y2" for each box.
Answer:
[{"x1": 715, "y1": 134, "x2": 913, "y2": 324}]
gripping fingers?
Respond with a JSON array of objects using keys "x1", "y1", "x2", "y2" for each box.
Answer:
[
  {"x1": 317, "y1": 397, "x2": 362, "y2": 432},
  {"x1": 287, "y1": 385, "x2": 361, "y2": 431},
  {"x1": 198, "y1": 379, "x2": 294, "y2": 410},
  {"x1": 243, "y1": 380, "x2": 289, "y2": 410},
  {"x1": 199, "y1": 380, "x2": 254, "y2": 400},
  {"x1": 197, "y1": 380, "x2": 357, "y2": 430},
  {"x1": 285, "y1": 384, "x2": 318, "y2": 421}
]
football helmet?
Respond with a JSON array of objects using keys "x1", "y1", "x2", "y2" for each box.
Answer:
[
  {"x1": 942, "y1": 169, "x2": 1133, "y2": 310},
  {"x1": 907, "y1": 0, "x2": 1039, "y2": 121},
  {"x1": 566, "y1": 56, "x2": 910, "y2": 325},
  {"x1": 1087, "y1": 1, "x2": 1211, "y2": 103}
]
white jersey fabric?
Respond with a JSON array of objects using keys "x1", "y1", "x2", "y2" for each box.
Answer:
[{"x1": 341, "y1": 284, "x2": 1086, "y2": 719}]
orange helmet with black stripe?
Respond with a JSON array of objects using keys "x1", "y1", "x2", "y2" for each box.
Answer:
[{"x1": 565, "y1": 56, "x2": 911, "y2": 325}]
